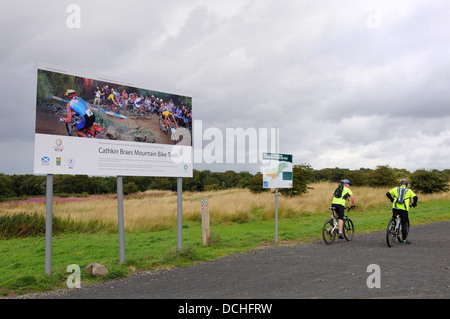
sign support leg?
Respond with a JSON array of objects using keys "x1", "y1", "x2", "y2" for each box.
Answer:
[
  {"x1": 275, "y1": 188, "x2": 278, "y2": 243},
  {"x1": 117, "y1": 176, "x2": 125, "y2": 263},
  {"x1": 45, "y1": 174, "x2": 53, "y2": 275},
  {"x1": 274, "y1": 130, "x2": 279, "y2": 243},
  {"x1": 177, "y1": 177, "x2": 183, "y2": 250}
]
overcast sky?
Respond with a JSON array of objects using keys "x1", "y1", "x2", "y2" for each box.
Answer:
[{"x1": 1, "y1": 0, "x2": 449, "y2": 175}]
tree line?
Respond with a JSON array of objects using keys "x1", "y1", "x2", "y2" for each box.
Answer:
[{"x1": 0, "y1": 165, "x2": 449, "y2": 200}]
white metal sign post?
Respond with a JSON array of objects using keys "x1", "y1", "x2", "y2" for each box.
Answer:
[
  {"x1": 275, "y1": 188, "x2": 278, "y2": 243},
  {"x1": 117, "y1": 176, "x2": 125, "y2": 263},
  {"x1": 177, "y1": 177, "x2": 183, "y2": 250},
  {"x1": 45, "y1": 174, "x2": 53, "y2": 275}
]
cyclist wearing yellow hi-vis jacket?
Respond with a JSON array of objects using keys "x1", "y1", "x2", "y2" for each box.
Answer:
[
  {"x1": 386, "y1": 179, "x2": 418, "y2": 245},
  {"x1": 331, "y1": 179, "x2": 356, "y2": 239}
]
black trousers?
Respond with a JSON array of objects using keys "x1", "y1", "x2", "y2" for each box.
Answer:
[
  {"x1": 393, "y1": 209, "x2": 409, "y2": 240},
  {"x1": 332, "y1": 204, "x2": 345, "y2": 220}
]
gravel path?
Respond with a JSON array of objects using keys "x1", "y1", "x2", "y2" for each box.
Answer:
[{"x1": 11, "y1": 221, "x2": 450, "y2": 299}]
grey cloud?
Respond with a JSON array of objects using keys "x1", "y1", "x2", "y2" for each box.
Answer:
[{"x1": 1, "y1": 0, "x2": 450, "y2": 174}]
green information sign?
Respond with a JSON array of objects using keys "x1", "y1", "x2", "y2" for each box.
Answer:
[{"x1": 262, "y1": 152, "x2": 293, "y2": 188}]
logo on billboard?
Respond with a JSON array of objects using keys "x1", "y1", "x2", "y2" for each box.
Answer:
[
  {"x1": 56, "y1": 157, "x2": 62, "y2": 166},
  {"x1": 54, "y1": 138, "x2": 64, "y2": 152},
  {"x1": 41, "y1": 156, "x2": 50, "y2": 166},
  {"x1": 67, "y1": 158, "x2": 75, "y2": 169}
]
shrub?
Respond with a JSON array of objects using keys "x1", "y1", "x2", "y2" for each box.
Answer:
[
  {"x1": 410, "y1": 169, "x2": 450, "y2": 194},
  {"x1": 0, "y1": 213, "x2": 46, "y2": 238},
  {"x1": 279, "y1": 164, "x2": 314, "y2": 197},
  {"x1": 0, "y1": 212, "x2": 110, "y2": 239},
  {"x1": 123, "y1": 182, "x2": 139, "y2": 195},
  {"x1": 247, "y1": 173, "x2": 269, "y2": 194},
  {"x1": 365, "y1": 165, "x2": 397, "y2": 187},
  {"x1": 162, "y1": 246, "x2": 197, "y2": 266}
]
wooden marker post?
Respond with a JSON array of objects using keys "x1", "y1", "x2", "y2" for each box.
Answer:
[{"x1": 201, "y1": 197, "x2": 210, "y2": 246}]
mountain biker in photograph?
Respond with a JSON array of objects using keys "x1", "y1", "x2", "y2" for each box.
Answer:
[
  {"x1": 62, "y1": 89, "x2": 96, "y2": 138},
  {"x1": 386, "y1": 179, "x2": 418, "y2": 244},
  {"x1": 331, "y1": 179, "x2": 356, "y2": 239},
  {"x1": 162, "y1": 109, "x2": 178, "y2": 130},
  {"x1": 107, "y1": 90, "x2": 118, "y2": 112},
  {"x1": 134, "y1": 95, "x2": 144, "y2": 115}
]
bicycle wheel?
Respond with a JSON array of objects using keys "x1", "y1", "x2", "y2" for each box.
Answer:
[
  {"x1": 65, "y1": 123, "x2": 76, "y2": 136},
  {"x1": 130, "y1": 109, "x2": 139, "y2": 119},
  {"x1": 343, "y1": 218, "x2": 354, "y2": 241},
  {"x1": 65, "y1": 114, "x2": 82, "y2": 136},
  {"x1": 159, "y1": 117, "x2": 168, "y2": 134},
  {"x1": 386, "y1": 217, "x2": 396, "y2": 247},
  {"x1": 322, "y1": 219, "x2": 336, "y2": 245},
  {"x1": 144, "y1": 109, "x2": 153, "y2": 119},
  {"x1": 397, "y1": 219, "x2": 409, "y2": 242}
]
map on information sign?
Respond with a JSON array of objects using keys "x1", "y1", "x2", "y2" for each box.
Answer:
[{"x1": 262, "y1": 153, "x2": 293, "y2": 188}]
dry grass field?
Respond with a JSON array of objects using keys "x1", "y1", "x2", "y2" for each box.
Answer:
[{"x1": 1, "y1": 182, "x2": 449, "y2": 233}]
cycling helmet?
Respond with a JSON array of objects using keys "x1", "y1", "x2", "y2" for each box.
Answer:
[
  {"x1": 341, "y1": 179, "x2": 351, "y2": 185},
  {"x1": 399, "y1": 179, "x2": 408, "y2": 187},
  {"x1": 65, "y1": 89, "x2": 76, "y2": 99}
]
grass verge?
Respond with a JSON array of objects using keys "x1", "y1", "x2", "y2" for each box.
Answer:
[{"x1": 1, "y1": 199, "x2": 449, "y2": 297}]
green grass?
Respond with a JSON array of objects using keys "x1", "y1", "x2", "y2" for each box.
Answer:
[{"x1": 1, "y1": 200, "x2": 449, "y2": 297}]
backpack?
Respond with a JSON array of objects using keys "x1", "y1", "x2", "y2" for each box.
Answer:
[
  {"x1": 395, "y1": 187, "x2": 408, "y2": 206},
  {"x1": 333, "y1": 184, "x2": 344, "y2": 198}
]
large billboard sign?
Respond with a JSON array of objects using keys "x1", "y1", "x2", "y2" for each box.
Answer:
[{"x1": 34, "y1": 63, "x2": 193, "y2": 177}]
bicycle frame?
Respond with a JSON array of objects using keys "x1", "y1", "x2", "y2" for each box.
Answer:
[
  {"x1": 64, "y1": 114, "x2": 101, "y2": 138},
  {"x1": 130, "y1": 105, "x2": 153, "y2": 119},
  {"x1": 159, "y1": 113, "x2": 177, "y2": 134},
  {"x1": 323, "y1": 207, "x2": 354, "y2": 244},
  {"x1": 329, "y1": 206, "x2": 351, "y2": 220},
  {"x1": 394, "y1": 214, "x2": 401, "y2": 232},
  {"x1": 328, "y1": 216, "x2": 340, "y2": 234},
  {"x1": 386, "y1": 204, "x2": 413, "y2": 247}
]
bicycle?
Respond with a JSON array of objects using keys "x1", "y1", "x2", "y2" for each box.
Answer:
[
  {"x1": 322, "y1": 207, "x2": 354, "y2": 245},
  {"x1": 101, "y1": 100, "x2": 127, "y2": 116},
  {"x1": 129, "y1": 105, "x2": 154, "y2": 120},
  {"x1": 385, "y1": 209, "x2": 410, "y2": 247},
  {"x1": 159, "y1": 113, "x2": 177, "y2": 134},
  {"x1": 60, "y1": 114, "x2": 102, "y2": 138}
]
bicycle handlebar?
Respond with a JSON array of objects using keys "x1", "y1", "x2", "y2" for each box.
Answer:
[{"x1": 329, "y1": 206, "x2": 354, "y2": 210}]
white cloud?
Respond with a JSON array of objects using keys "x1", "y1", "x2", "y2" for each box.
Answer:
[{"x1": 1, "y1": 0, "x2": 450, "y2": 174}]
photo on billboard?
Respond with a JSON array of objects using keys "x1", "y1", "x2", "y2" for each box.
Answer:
[{"x1": 34, "y1": 63, "x2": 193, "y2": 178}]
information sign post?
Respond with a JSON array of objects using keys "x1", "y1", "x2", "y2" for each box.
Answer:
[{"x1": 261, "y1": 153, "x2": 293, "y2": 243}]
